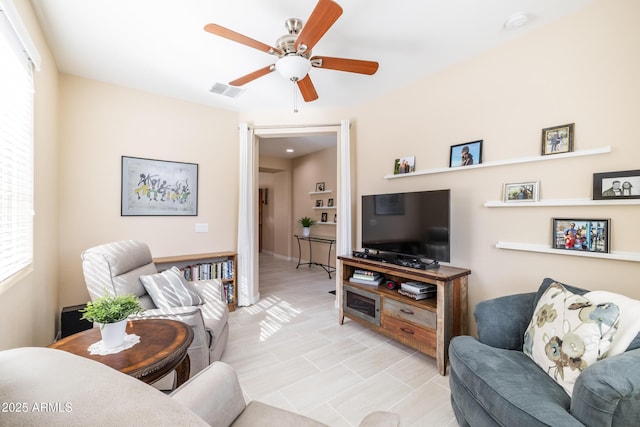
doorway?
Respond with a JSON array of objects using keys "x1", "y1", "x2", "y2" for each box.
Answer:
[
  {"x1": 236, "y1": 121, "x2": 353, "y2": 307},
  {"x1": 258, "y1": 132, "x2": 336, "y2": 260}
]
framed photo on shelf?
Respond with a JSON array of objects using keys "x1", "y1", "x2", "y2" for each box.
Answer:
[
  {"x1": 503, "y1": 181, "x2": 540, "y2": 203},
  {"x1": 321, "y1": 212, "x2": 328, "y2": 222},
  {"x1": 592, "y1": 169, "x2": 640, "y2": 200},
  {"x1": 316, "y1": 199, "x2": 323, "y2": 207},
  {"x1": 315, "y1": 182, "x2": 325, "y2": 192},
  {"x1": 541, "y1": 123, "x2": 574, "y2": 155},
  {"x1": 121, "y1": 156, "x2": 198, "y2": 216},
  {"x1": 394, "y1": 156, "x2": 415, "y2": 174},
  {"x1": 551, "y1": 218, "x2": 610, "y2": 253},
  {"x1": 327, "y1": 198, "x2": 334, "y2": 207},
  {"x1": 450, "y1": 140, "x2": 482, "y2": 167}
]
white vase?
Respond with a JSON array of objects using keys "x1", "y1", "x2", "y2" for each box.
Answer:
[
  {"x1": 100, "y1": 319, "x2": 127, "y2": 349},
  {"x1": 303, "y1": 227, "x2": 310, "y2": 237}
]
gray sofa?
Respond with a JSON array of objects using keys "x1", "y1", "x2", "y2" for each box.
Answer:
[
  {"x1": 0, "y1": 347, "x2": 400, "y2": 426},
  {"x1": 449, "y1": 278, "x2": 640, "y2": 427}
]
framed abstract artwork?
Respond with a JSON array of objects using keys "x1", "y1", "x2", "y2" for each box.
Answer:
[{"x1": 121, "y1": 156, "x2": 198, "y2": 216}]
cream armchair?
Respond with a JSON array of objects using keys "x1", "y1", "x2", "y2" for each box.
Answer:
[{"x1": 81, "y1": 240, "x2": 229, "y2": 378}]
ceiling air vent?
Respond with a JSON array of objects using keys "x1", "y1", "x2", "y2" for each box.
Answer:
[{"x1": 210, "y1": 82, "x2": 245, "y2": 98}]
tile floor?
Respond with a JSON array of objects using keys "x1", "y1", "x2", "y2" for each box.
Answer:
[{"x1": 220, "y1": 254, "x2": 459, "y2": 427}]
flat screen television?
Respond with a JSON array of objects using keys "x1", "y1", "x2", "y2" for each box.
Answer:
[{"x1": 361, "y1": 189, "x2": 450, "y2": 263}]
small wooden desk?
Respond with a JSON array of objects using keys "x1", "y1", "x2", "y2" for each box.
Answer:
[{"x1": 49, "y1": 319, "x2": 194, "y2": 388}]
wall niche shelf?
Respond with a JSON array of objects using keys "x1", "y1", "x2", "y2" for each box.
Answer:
[
  {"x1": 496, "y1": 242, "x2": 640, "y2": 262},
  {"x1": 309, "y1": 190, "x2": 332, "y2": 195},
  {"x1": 384, "y1": 146, "x2": 611, "y2": 179},
  {"x1": 484, "y1": 198, "x2": 640, "y2": 207},
  {"x1": 313, "y1": 206, "x2": 336, "y2": 210}
]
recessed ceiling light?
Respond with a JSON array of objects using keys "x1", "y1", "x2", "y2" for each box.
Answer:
[
  {"x1": 504, "y1": 12, "x2": 529, "y2": 31},
  {"x1": 286, "y1": 149, "x2": 294, "y2": 153}
]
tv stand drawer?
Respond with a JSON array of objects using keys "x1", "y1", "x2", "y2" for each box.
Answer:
[
  {"x1": 382, "y1": 316, "x2": 436, "y2": 356},
  {"x1": 383, "y1": 298, "x2": 436, "y2": 329}
]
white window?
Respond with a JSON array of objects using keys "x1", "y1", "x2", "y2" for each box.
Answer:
[{"x1": 0, "y1": 1, "x2": 39, "y2": 283}]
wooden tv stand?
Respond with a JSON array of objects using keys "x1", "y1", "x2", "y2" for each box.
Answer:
[{"x1": 338, "y1": 256, "x2": 470, "y2": 375}]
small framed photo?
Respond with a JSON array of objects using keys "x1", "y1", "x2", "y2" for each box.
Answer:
[
  {"x1": 541, "y1": 123, "x2": 574, "y2": 155},
  {"x1": 327, "y1": 198, "x2": 334, "y2": 207},
  {"x1": 503, "y1": 181, "x2": 540, "y2": 203},
  {"x1": 333, "y1": 213, "x2": 337, "y2": 223},
  {"x1": 592, "y1": 169, "x2": 640, "y2": 200},
  {"x1": 394, "y1": 156, "x2": 415, "y2": 174},
  {"x1": 315, "y1": 199, "x2": 323, "y2": 207},
  {"x1": 450, "y1": 140, "x2": 482, "y2": 167},
  {"x1": 316, "y1": 182, "x2": 325, "y2": 192},
  {"x1": 321, "y1": 212, "x2": 328, "y2": 222},
  {"x1": 552, "y1": 218, "x2": 610, "y2": 253}
]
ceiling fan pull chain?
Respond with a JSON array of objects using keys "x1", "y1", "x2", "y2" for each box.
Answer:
[{"x1": 293, "y1": 81, "x2": 299, "y2": 113}]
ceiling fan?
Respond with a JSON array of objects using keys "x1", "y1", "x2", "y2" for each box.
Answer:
[{"x1": 204, "y1": 0, "x2": 379, "y2": 103}]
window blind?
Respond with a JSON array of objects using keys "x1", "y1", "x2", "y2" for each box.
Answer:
[{"x1": 0, "y1": 5, "x2": 35, "y2": 283}]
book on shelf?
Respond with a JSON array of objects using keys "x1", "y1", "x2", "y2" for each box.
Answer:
[
  {"x1": 353, "y1": 269, "x2": 379, "y2": 276},
  {"x1": 400, "y1": 281, "x2": 436, "y2": 294},
  {"x1": 176, "y1": 259, "x2": 235, "y2": 282},
  {"x1": 352, "y1": 271, "x2": 382, "y2": 281},
  {"x1": 349, "y1": 276, "x2": 384, "y2": 286},
  {"x1": 398, "y1": 288, "x2": 435, "y2": 300},
  {"x1": 223, "y1": 283, "x2": 234, "y2": 304}
]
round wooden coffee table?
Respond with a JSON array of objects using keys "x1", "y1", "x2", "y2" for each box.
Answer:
[{"x1": 49, "y1": 319, "x2": 194, "y2": 388}]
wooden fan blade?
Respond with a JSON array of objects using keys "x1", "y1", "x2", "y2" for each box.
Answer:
[
  {"x1": 204, "y1": 23, "x2": 282, "y2": 56},
  {"x1": 229, "y1": 65, "x2": 275, "y2": 86},
  {"x1": 311, "y1": 56, "x2": 379, "y2": 75},
  {"x1": 297, "y1": 75, "x2": 319, "y2": 102},
  {"x1": 294, "y1": 0, "x2": 343, "y2": 53}
]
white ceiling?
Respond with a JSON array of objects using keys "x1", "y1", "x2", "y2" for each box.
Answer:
[
  {"x1": 258, "y1": 133, "x2": 337, "y2": 159},
  {"x1": 30, "y1": 0, "x2": 594, "y2": 157}
]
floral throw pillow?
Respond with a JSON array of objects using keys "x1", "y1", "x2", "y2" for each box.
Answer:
[{"x1": 523, "y1": 282, "x2": 619, "y2": 395}]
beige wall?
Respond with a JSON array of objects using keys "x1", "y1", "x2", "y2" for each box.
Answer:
[
  {"x1": 244, "y1": 0, "x2": 640, "y2": 333},
  {"x1": 292, "y1": 147, "x2": 338, "y2": 266},
  {"x1": 0, "y1": 0, "x2": 59, "y2": 349},
  {"x1": 3, "y1": 0, "x2": 639, "y2": 350},
  {"x1": 258, "y1": 145, "x2": 339, "y2": 265},
  {"x1": 259, "y1": 155, "x2": 294, "y2": 258},
  {"x1": 57, "y1": 75, "x2": 240, "y2": 308}
]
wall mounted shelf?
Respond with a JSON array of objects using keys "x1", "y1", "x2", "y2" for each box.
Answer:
[
  {"x1": 484, "y1": 198, "x2": 640, "y2": 207},
  {"x1": 309, "y1": 190, "x2": 332, "y2": 195},
  {"x1": 313, "y1": 206, "x2": 336, "y2": 210},
  {"x1": 496, "y1": 241, "x2": 640, "y2": 262},
  {"x1": 384, "y1": 146, "x2": 611, "y2": 179}
]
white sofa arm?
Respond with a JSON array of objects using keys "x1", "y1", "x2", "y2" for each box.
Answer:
[
  {"x1": 170, "y1": 361, "x2": 247, "y2": 427},
  {"x1": 358, "y1": 411, "x2": 401, "y2": 427}
]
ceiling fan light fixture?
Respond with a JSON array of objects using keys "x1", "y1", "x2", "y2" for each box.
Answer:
[{"x1": 276, "y1": 55, "x2": 311, "y2": 81}]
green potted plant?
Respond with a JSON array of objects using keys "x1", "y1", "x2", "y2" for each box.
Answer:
[
  {"x1": 298, "y1": 216, "x2": 316, "y2": 237},
  {"x1": 80, "y1": 294, "x2": 144, "y2": 349}
]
